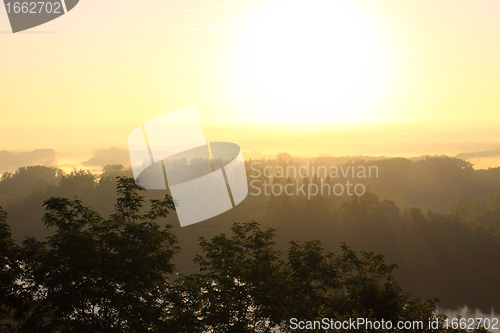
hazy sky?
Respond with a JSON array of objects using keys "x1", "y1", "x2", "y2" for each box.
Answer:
[{"x1": 1, "y1": 0, "x2": 500, "y2": 159}]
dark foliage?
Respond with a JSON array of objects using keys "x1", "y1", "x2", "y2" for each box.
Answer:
[{"x1": 0, "y1": 175, "x2": 496, "y2": 332}]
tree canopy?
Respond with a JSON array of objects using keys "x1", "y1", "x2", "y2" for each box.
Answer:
[{"x1": 0, "y1": 177, "x2": 494, "y2": 332}]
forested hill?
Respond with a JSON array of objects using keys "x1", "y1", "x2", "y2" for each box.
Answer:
[
  {"x1": 247, "y1": 154, "x2": 500, "y2": 213},
  {"x1": 0, "y1": 179, "x2": 493, "y2": 332},
  {"x1": 1, "y1": 157, "x2": 500, "y2": 311}
]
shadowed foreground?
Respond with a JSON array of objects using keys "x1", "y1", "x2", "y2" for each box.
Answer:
[{"x1": 0, "y1": 177, "x2": 492, "y2": 332}]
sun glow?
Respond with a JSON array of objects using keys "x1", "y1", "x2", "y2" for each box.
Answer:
[{"x1": 229, "y1": 0, "x2": 387, "y2": 123}]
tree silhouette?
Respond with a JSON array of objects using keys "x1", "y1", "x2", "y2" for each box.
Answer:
[{"x1": 10, "y1": 177, "x2": 178, "y2": 332}]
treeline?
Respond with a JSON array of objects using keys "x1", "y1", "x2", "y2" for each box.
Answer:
[
  {"x1": 0, "y1": 178, "x2": 491, "y2": 332},
  {"x1": 249, "y1": 190, "x2": 500, "y2": 311},
  {"x1": 244, "y1": 156, "x2": 500, "y2": 312},
  {"x1": 2, "y1": 157, "x2": 500, "y2": 310},
  {"x1": 246, "y1": 155, "x2": 500, "y2": 212},
  {"x1": 0, "y1": 149, "x2": 55, "y2": 174},
  {"x1": 0, "y1": 165, "x2": 134, "y2": 243}
]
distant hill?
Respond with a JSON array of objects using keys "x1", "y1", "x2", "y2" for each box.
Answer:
[
  {"x1": 0, "y1": 149, "x2": 55, "y2": 174},
  {"x1": 81, "y1": 147, "x2": 130, "y2": 167},
  {"x1": 456, "y1": 148, "x2": 500, "y2": 159}
]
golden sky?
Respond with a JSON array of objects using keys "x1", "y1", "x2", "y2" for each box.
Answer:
[{"x1": 1, "y1": 0, "x2": 500, "y2": 153}]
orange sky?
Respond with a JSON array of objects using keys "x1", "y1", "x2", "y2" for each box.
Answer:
[{"x1": 1, "y1": 0, "x2": 500, "y2": 154}]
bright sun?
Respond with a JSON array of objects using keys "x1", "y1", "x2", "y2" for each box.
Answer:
[{"x1": 229, "y1": 0, "x2": 387, "y2": 123}]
